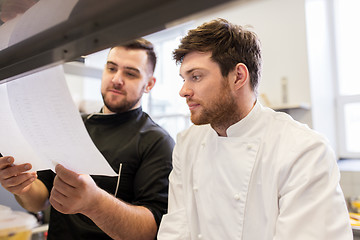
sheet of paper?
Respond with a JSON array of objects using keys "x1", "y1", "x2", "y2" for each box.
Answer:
[
  {"x1": 0, "y1": 84, "x2": 49, "y2": 171},
  {"x1": 0, "y1": 66, "x2": 117, "y2": 176}
]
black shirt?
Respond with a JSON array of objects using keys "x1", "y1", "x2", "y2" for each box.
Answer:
[{"x1": 37, "y1": 107, "x2": 174, "y2": 240}]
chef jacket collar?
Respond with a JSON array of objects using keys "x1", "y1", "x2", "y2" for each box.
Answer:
[{"x1": 225, "y1": 100, "x2": 261, "y2": 137}]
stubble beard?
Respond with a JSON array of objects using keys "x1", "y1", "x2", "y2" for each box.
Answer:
[
  {"x1": 191, "y1": 80, "x2": 240, "y2": 129},
  {"x1": 102, "y1": 91, "x2": 142, "y2": 114}
]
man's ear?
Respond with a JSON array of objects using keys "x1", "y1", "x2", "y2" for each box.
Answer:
[
  {"x1": 233, "y1": 63, "x2": 249, "y2": 91},
  {"x1": 144, "y1": 76, "x2": 156, "y2": 93}
]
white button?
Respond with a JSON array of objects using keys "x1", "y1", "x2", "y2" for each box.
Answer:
[
  {"x1": 193, "y1": 187, "x2": 198, "y2": 192},
  {"x1": 247, "y1": 144, "x2": 252, "y2": 150},
  {"x1": 234, "y1": 193, "x2": 241, "y2": 200},
  {"x1": 198, "y1": 234, "x2": 203, "y2": 239},
  {"x1": 201, "y1": 142, "x2": 206, "y2": 147}
]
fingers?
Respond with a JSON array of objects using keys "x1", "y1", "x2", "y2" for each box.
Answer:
[
  {"x1": 55, "y1": 164, "x2": 81, "y2": 187},
  {"x1": 6, "y1": 173, "x2": 37, "y2": 195},
  {"x1": 53, "y1": 172, "x2": 76, "y2": 197},
  {"x1": 0, "y1": 156, "x2": 14, "y2": 170},
  {"x1": 50, "y1": 165, "x2": 78, "y2": 211},
  {"x1": 3, "y1": 171, "x2": 36, "y2": 187},
  {"x1": 49, "y1": 195, "x2": 66, "y2": 213},
  {"x1": 0, "y1": 159, "x2": 32, "y2": 180},
  {"x1": 0, "y1": 156, "x2": 36, "y2": 195},
  {"x1": 50, "y1": 172, "x2": 77, "y2": 214},
  {"x1": 51, "y1": 165, "x2": 96, "y2": 214},
  {"x1": 50, "y1": 186, "x2": 67, "y2": 210}
]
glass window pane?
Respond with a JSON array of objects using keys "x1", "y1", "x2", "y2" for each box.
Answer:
[
  {"x1": 334, "y1": 0, "x2": 360, "y2": 95},
  {"x1": 344, "y1": 103, "x2": 360, "y2": 152},
  {"x1": 150, "y1": 36, "x2": 188, "y2": 116},
  {"x1": 144, "y1": 28, "x2": 193, "y2": 140}
]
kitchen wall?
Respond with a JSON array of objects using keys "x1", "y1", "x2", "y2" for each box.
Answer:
[{"x1": 170, "y1": 0, "x2": 313, "y2": 127}]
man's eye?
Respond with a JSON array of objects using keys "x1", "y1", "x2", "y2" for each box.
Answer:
[
  {"x1": 125, "y1": 72, "x2": 138, "y2": 78},
  {"x1": 108, "y1": 67, "x2": 116, "y2": 72},
  {"x1": 192, "y1": 75, "x2": 200, "y2": 81}
]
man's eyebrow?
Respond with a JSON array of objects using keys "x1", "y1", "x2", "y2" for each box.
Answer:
[
  {"x1": 106, "y1": 61, "x2": 140, "y2": 73},
  {"x1": 180, "y1": 68, "x2": 199, "y2": 78},
  {"x1": 106, "y1": 61, "x2": 117, "y2": 66},
  {"x1": 124, "y1": 66, "x2": 140, "y2": 74}
]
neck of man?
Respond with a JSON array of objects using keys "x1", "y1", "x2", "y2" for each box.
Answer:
[{"x1": 212, "y1": 97, "x2": 257, "y2": 137}]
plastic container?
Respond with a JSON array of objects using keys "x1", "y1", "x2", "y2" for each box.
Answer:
[{"x1": 0, "y1": 205, "x2": 38, "y2": 240}]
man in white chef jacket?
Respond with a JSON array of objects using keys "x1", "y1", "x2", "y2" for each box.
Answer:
[{"x1": 157, "y1": 18, "x2": 353, "y2": 240}]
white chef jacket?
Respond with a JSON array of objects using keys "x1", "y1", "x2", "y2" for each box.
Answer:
[{"x1": 158, "y1": 101, "x2": 352, "y2": 240}]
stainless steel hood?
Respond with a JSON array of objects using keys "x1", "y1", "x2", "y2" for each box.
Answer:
[{"x1": 0, "y1": 0, "x2": 235, "y2": 84}]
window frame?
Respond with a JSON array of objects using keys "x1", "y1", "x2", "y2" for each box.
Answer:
[{"x1": 331, "y1": 0, "x2": 360, "y2": 158}]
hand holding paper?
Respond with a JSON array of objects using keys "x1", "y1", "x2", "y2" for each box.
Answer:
[
  {"x1": 0, "y1": 66, "x2": 116, "y2": 176},
  {"x1": 50, "y1": 164, "x2": 101, "y2": 215},
  {"x1": 0, "y1": 155, "x2": 37, "y2": 196}
]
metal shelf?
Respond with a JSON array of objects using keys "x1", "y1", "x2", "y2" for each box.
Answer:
[{"x1": 270, "y1": 103, "x2": 311, "y2": 111}]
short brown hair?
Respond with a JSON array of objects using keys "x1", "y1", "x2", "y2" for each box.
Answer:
[
  {"x1": 173, "y1": 18, "x2": 262, "y2": 93},
  {"x1": 114, "y1": 38, "x2": 157, "y2": 74}
]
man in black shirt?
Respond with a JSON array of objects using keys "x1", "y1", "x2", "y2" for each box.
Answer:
[{"x1": 0, "y1": 39, "x2": 174, "y2": 240}]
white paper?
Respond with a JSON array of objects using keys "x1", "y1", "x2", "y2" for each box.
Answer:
[
  {"x1": 0, "y1": 66, "x2": 117, "y2": 176},
  {"x1": 0, "y1": 84, "x2": 47, "y2": 171}
]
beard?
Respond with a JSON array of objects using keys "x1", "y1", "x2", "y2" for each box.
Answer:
[
  {"x1": 190, "y1": 79, "x2": 239, "y2": 128},
  {"x1": 102, "y1": 91, "x2": 143, "y2": 114}
]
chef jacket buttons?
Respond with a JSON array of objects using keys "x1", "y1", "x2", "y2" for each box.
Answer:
[
  {"x1": 234, "y1": 193, "x2": 241, "y2": 200},
  {"x1": 197, "y1": 234, "x2": 203, "y2": 239},
  {"x1": 247, "y1": 144, "x2": 253, "y2": 150},
  {"x1": 193, "y1": 187, "x2": 198, "y2": 192}
]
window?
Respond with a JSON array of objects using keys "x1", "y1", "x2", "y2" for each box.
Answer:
[
  {"x1": 144, "y1": 23, "x2": 194, "y2": 140},
  {"x1": 333, "y1": 0, "x2": 360, "y2": 157},
  {"x1": 306, "y1": 0, "x2": 359, "y2": 159}
]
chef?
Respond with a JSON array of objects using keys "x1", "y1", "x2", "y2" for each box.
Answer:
[{"x1": 157, "y1": 18, "x2": 352, "y2": 240}]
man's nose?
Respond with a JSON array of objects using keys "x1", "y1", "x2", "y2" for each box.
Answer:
[
  {"x1": 112, "y1": 71, "x2": 124, "y2": 85},
  {"x1": 179, "y1": 82, "x2": 193, "y2": 98}
]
